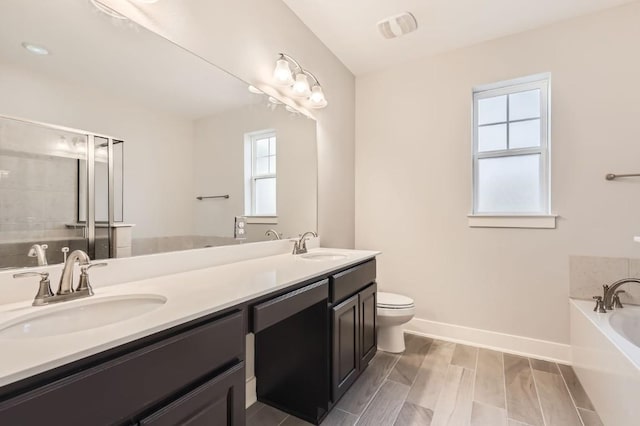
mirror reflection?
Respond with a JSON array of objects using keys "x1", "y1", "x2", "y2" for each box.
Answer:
[{"x1": 0, "y1": 0, "x2": 317, "y2": 269}]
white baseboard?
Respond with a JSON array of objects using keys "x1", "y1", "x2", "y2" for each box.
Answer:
[
  {"x1": 245, "y1": 376, "x2": 257, "y2": 408},
  {"x1": 405, "y1": 317, "x2": 571, "y2": 364}
]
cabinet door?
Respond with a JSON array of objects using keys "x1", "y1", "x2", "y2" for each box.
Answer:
[
  {"x1": 332, "y1": 294, "x2": 360, "y2": 402},
  {"x1": 359, "y1": 283, "x2": 377, "y2": 367},
  {"x1": 140, "y1": 362, "x2": 245, "y2": 426}
]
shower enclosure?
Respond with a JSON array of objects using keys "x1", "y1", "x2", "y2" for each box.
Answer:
[{"x1": 0, "y1": 115, "x2": 123, "y2": 269}]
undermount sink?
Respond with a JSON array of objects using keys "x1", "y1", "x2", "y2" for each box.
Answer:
[
  {"x1": 300, "y1": 252, "x2": 348, "y2": 261},
  {"x1": 0, "y1": 294, "x2": 167, "y2": 339}
]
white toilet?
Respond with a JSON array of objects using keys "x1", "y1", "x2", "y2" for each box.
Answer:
[{"x1": 377, "y1": 292, "x2": 415, "y2": 353}]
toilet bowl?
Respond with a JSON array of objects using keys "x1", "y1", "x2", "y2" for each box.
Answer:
[{"x1": 377, "y1": 292, "x2": 415, "y2": 353}]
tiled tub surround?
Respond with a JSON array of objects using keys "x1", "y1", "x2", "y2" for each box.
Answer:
[
  {"x1": 569, "y1": 256, "x2": 640, "y2": 305},
  {"x1": 0, "y1": 153, "x2": 78, "y2": 241},
  {"x1": 0, "y1": 242, "x2": 377, "y2": 387},
  {"x1": 570, "y1": 299, "x2": 640, "y2": 426},
  {"x1": 248, "y1": 334, "x2": 603, "y2": 426}
]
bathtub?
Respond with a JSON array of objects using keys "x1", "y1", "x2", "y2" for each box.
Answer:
[{"x1": 570, "y1": 299, "x2": 640, "y2": 426}]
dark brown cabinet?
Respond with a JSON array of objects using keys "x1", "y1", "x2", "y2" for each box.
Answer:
[
  {"x1": 359, "y1": 283, "x2": 377, "y2": 366},
  {"x1": 332, "y1": 294, "x2": 360, "y2": 401},
  {"x1": 329, "y1": 259, "x2": 377, "y2": 404},
  {"x1": 0, "y1": 310, "x2": 245, "y2": 426},
  {"x1": 140, "y1": 362, "x2": 245, "y2": 426}
]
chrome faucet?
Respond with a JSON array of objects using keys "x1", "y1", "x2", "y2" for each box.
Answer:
[
  {"x1": 58, "y1": 250, "x2": 91, "y2": 295},
  {"x1": 265, "y1": 229, "x2": 282, "y2": 240},
  {"x1": 13, "y1": 250, "x2": 107, "y2": 306},
  {"x1": 292, "y1": 231, "x2": 318, "y2": 255},
  {"x1": 596, "y1": 278, "x2": 640, "y2": 312},
  {"x1": 28, "y1": 244, "x2": 48, "y2": 266}
]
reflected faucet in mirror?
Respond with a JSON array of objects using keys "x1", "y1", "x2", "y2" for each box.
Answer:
[
  {"x1": 265, "y1": 229, "x2": 282, "y2": 240},
  {"x1": 27, "y1": 244, "x2": 48, "y2": 266}
]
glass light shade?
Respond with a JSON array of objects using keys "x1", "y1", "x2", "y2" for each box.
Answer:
[
  {"x1": 292, "y1": 73, "x2": 311, "y2": 97},
  {"x1": 273, "y1": 59, "x2": 293, "y2": 85},
  {"x1": 309, "y1": 86, "x2": 328, "y2": 108},
  {"x1": 309, "y1": 85, "x2": 325, "y2": 104}
]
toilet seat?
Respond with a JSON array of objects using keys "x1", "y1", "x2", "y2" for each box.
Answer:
[{"x1": 377, "y1": 292, "x2": 414, "y2": 309}]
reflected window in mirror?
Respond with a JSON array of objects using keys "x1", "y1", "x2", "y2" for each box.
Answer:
[{"x1": 246, "y1": 130, "x2": 277, "y2": 217}]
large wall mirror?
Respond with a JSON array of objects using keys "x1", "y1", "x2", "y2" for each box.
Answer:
[{"x1": 0, "y1": 0, "x2": 317, "y2": 269}]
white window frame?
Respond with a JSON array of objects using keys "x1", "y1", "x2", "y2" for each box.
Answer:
[
  {"x1": 245, "y1": 130, "x2": 277, "y2": 221},
  {"x1": 469, "y1": 73, "x2": 556, "y2": 229}
]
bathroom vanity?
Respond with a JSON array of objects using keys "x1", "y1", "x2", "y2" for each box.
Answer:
[{"x1": 0, "y1": 248, "x2": 378, "y2": 425}]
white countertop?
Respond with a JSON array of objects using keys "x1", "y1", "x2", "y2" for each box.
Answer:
[{"x1": 0, "y1": 248, "x2": 378, "y2": 388}]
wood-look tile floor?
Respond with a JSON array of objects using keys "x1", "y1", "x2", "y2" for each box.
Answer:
[{"x1": 246, "y1": 334, "x2": 603, "y2": 426}]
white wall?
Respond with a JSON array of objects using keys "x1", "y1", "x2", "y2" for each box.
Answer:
[
  {"x1": 0, "y1": 64, "x2": 195, "y2": 239},
  {"x1": 100, "y1": 0, "x2": 356, "y2": 249},
  {"x1": 194, "y1": 104, "x2": 317, "y2": 240},
  {"x1": 355, "y1": 3, "x2": 640, "y2": 345}
]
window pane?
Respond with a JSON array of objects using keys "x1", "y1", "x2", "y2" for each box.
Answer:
[
  {"x1": 255, "y1": 177, "x2": 276, "y2": 215},
  {"x1": 255, "y1": 138, "x2": 269, "y2": 157},
  {"x1": 478, "y1": 95, "x2": 507, "y2": 125},
  {"x1": 255, "y1": 157, "x2": 269, "y2": 175},
  {"x1": 477, "y1": 154, "x2": 541, "y2": 213},
  {"x1": 509, "y1": 89, "x2": 540, "y2": 120},
  {"x1": 269, "y1": 137, "x2": 276, "y2": 155},
  {"x1": 478, "y1": 124, "x2": 507, "y2": 152},
  {"x1": 510, "y1": 119, "x2": 540, "y2": 149},
  {"x1": 269, "y1": 155, "x2": 276, "y2": 173}
]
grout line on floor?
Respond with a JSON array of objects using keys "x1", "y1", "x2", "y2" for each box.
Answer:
[
  {"x1": 502, "y1": 351, "x2": 513, "y2": 423},
  {"x1": 557, "y1": 364, "x2": 586, "y2": 426},
  {"x1": 353, "y1": 352, "x2": 402, "y2": 425},
  {"x1": 528, "y1": 358, "x2": 548, "y2": 426}
]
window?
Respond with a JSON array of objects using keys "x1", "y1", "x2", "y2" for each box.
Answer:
[
  {"x1": 246, "y1": 131, "x2": 276, "y2": 217},
  {"x1": 471, "y1": 74, "x2": 553, "y2": 228}
]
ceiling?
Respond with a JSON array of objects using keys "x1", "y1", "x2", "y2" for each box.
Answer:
[
  {"x1": 0, "y1": 0, "x2": 256, "y2": 120},
  {"x1": 282, "y1": 0, "x2": 638, "y2": 75}
]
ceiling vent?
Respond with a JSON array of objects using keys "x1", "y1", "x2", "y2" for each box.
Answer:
[{"x1": 377, "y1": 12, "x2": 418, "y2": 39}]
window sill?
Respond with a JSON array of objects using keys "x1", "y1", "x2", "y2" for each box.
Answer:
[
  {"x1": 246, "y1": 216, "x2": 278, "y2": 225},
  {"x1": 467, "y1": 214, "x2": 557, "y2": 229}
]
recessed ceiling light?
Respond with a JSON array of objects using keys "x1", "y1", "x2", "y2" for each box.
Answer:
[{"x1": 21, "y1": 42, "x2": 49, "y2": 56}]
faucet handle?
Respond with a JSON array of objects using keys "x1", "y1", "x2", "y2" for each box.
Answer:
[
  {"x1": 83, "y1": 262, "x2": 108, "y2": 271},
  {"x1": 613, "y1": 290, "x2": 626, "y2": 309},
  {"x1": 76, "y1": 262, "x2": 107, "y2": 294},
  {"x1": 592, "y1": 296, "x2": 607, "y2": 313},
  {"x1": 13, "y1": 271, "x2": 54, "y2": 306},
  {"x1": 13, "y1": 271, "x2": 49, "y2": 280},
  {"x1": 61, "y1": 247, "x2": 69, "y2": 263}
]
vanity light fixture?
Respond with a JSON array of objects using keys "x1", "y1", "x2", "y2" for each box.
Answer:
[
  {"x1": 248, "y1": 85, "x2": 264, "y2": 94},
  {"x1": 273, "y1": 53, "x2": 328, "y2": 109},
  {"x1": 21, "y1": 42, "x2": 49, "y2": 56}
]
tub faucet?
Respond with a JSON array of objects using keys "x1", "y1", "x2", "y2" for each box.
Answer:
[
  {"x1": 28, "y1": 244, "x2": 48, "y2": 266},
  {"x1": 292, "y1": 231, "x2": 317, "y2": 255},
  {"x1": 601, "y1": 278, "x2": 640, "y2": 311}
]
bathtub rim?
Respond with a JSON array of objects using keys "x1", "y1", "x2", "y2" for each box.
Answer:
[{"x1": 571, "y1": 298, "x2": 640, "y2": 371}]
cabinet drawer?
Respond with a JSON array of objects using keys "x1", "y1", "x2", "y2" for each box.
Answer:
[
  {"x1": 0, "y1": 310, "x2": 244, "y2": 426},
  {"x1": 253, "y1": 280, "x2": 328, "y2": 333},
  {"x1": 330, "y1": 259, "x2": 376, "y2": 303},
  {"x1": 140, "y1": 362, "x2": 245, "y2": 426}
]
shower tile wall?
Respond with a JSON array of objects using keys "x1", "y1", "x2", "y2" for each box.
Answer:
[
  {"x1": 569, "y1": 256, "x2": 640, "y2": 305},
  {"x1": 0, "y1": 153, "x2": 82, "y2": 266}
]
